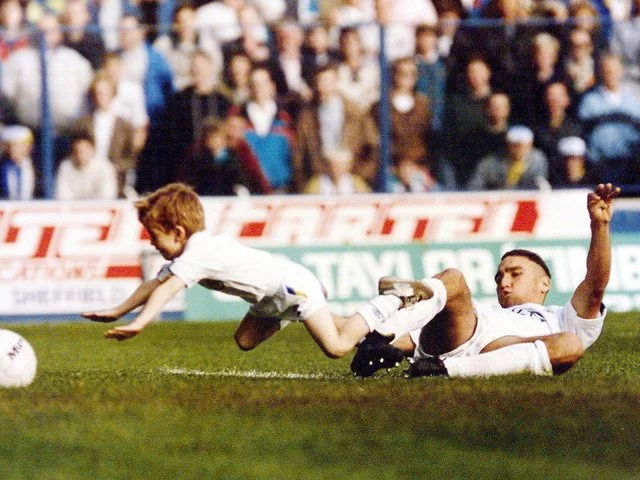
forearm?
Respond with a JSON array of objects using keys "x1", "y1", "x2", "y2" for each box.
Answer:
[
  {"x1": 572, "y1": 220, "x2": 612, "y2": 317},
  {"x1": 127, "y1": 276, "x2": 185, "y2": 330},
  {"x1": 585, "y1": 220, "x2": 612, "y2": 294},
  {"x1": 113, "y1": 279, "x2": 162, "y2": 317}
]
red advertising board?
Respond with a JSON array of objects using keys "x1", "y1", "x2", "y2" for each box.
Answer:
[{"x1": 0, "y1": 190, "x2": 608, "y2": 318}]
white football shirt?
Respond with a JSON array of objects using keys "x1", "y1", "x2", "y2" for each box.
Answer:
[{"x1": 164, "y1": 231, "x2": 285, "y2": 304}]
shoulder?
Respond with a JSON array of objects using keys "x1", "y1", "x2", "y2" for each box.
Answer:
[
  {"x1": 56, "y1": 158, "x2": 73, "y2": 172},
  {"x1": 477, "y1": 154, "x2": 501, "y2": 168},
  {"x1": 114, "y1": 116, "x2": 134, "y2": 133},
  {"x1": 58, "y1": 46, "x2": 92, "y2": 66},
  {"x1": 343, "y1": 99, "x2": 364, "y2": 118},
  {"x1": 353, "y1": 175, "x2": 371, "y2": 192},
  {"x1": 92, "y1": 156, "x2": 116, "y2": 172},
  {"x1": 414, "y1": 93, "x2": 431, "y2": 107},
  {"x1": 152, "y1": 35, "x2": 171, "y2": 52},
  {"x1": 196, "y1": 1, "x2": 229, "y2": 16},
  {"x1": 304, "y1": 176, "x2": 322, "y2": 194},
  {"x1": 147, "y1": 45, "x2": 172, "y2": 67},
  {"x1": 529, "y1": 148, "x2": 549, "y2": 164},
  {"x1": 5, "y1": 47, "x2": 37, "y2": 64}
]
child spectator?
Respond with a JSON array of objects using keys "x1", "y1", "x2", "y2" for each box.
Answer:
[
  {"x1": 303, "y1": 148, "x2": 371, "y2": 195},
  {"x1": 224, "y1": 115, "x2": 271, "y2": 194},
  {"x1": 184, "y1": 117, "x2": 261, "y2": 196},
  {"x1": 0, "y1": 125, "x2": 35, "y2": 200},
  {"x1": 54, "y1": 133, "x2": 118, "y2": 200},
  {"x1": 388, "y1": 149, "x2": 440, "y2": 193}
]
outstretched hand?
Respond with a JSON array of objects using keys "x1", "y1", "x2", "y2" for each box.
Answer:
[
  {"x1": 587, "y1": 183, "x2": 620, "y2": 224},
  {"x1": 82, "y1": 310, "x2": 121, "y2": 323},
  {"x1": 104, "y1": 325, "x2": 141, "y2": 341}
]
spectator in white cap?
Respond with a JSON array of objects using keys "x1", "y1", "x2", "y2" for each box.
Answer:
[
  {"x1": 0, "y1": 125, "x2": 36, "y2": 200},
  {"x1": 552, "y1": 136, "x2": 596, "y2": 188},
  {"x1": 467, "y1": 125, "x2": 549, "y2": 190}
]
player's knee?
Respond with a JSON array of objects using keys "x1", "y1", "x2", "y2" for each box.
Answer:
[
  {"x1": 234, "y1": 331, "x2": 258, "y2": 351},
  {"x1": 437, "y1": 268, "x2": 471, "y2": 301},
  {"x1": 321, "y1": 343, "x2": 350, "y2": 359}
]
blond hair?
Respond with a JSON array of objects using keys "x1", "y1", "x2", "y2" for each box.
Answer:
[
  {"x1": 134, "y1": 183, "x2": 205, "y2": 236},
  {"x1": 533, "y1": 32, "x2": 560, "y2": 53}
]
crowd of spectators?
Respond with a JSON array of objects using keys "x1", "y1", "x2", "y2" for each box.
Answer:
[{"x1": 1, "y1": 0, "x2": 640, "y2": 200}]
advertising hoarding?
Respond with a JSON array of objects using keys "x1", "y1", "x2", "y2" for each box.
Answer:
[{"x1": 0, "y1": 191, "x2": 638, "y2": 321}]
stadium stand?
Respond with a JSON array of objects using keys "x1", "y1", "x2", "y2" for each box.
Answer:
[{"x1": 0, "y1": 0, "x2": 639, "y2": 198}]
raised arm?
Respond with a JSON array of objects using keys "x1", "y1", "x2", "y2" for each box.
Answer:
[
  {"x1": 571, "y1": 183, "x2": 620, "y2": 319},
  {"x1": 104, "y1": 274, "x2": 186, "y2": 340}
]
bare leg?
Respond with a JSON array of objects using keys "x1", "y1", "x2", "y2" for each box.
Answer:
[
  {"x1": 303, "y1": 306, "x2": 371, "y2": 358},
  {"x1": 418, "y1": 268, "x2": 478, "y2": 355},
  {"x1": 234, "y1": 313, "x2": 283, "y2": 351}
]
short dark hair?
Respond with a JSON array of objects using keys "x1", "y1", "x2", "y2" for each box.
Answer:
[
  {"x1": 501, "y1": 249, "x2": 551, "y2": 278},
  {"x1": 71, "y1": 131, "x2": 95, "y2": 145},
  {"x1": 313, "y1": 62, "x2": 338, "y2": 79},
  {"x1": 416, "y1": 24, "x2": 437, "y2": 36}
]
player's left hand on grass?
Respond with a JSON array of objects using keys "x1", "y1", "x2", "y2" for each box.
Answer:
[{"x1": 104, "y1": 325, "x2": 141, "y2": 341}]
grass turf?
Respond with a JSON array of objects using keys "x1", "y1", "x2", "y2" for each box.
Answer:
[{"x1": 1, "y1": 312, "x2": 639, "y2": 480}]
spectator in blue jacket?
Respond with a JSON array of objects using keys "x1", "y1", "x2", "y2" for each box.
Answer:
[
  {"x1": 578, "y1": 52, "x2": 640, "y2": 184},
  {"x1": 118, "y1": 13, "x2": 175, "y2": 192},
  {"x1": 229, "y1": 67, "x2": 295, "y2": 192},
  {"x1": 0, "y1": 125, "x2": 36, "y2": 200}
]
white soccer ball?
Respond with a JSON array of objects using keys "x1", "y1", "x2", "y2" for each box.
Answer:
[{"x1": 0, "y1": 329, "x2": 37, "y2": 388}]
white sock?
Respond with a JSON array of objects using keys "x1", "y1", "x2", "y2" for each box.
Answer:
[
  {"x1": 443, "y1": 341, "x2": 553, "y2": 378},
  {"x1": 376, "y1": 278, "x2": 447, "y2": 339},
  {"x1": 356, "y1": 295, "x2": 402, "y2": 331}
]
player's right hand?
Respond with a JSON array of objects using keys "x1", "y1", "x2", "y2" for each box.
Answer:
[
  {"x1": 82, "y1": 310, "x2": 120, "y2": 323},
  {"x1": 104, "y1": 325, "x2": 140, "y2": 341}
]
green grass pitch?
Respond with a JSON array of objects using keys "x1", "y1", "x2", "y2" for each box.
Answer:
[{"x1": 1, "y1": 313, "x2": 639, "y2": 480}]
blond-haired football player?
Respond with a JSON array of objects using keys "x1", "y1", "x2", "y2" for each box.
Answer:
[{"x1": 82, "y1": 183, "x2": 431, "y2": 360}]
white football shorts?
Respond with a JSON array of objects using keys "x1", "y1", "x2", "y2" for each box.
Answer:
[
  {"x1": 412, "y1": 300, "x2": 604, "y2": 360},
  {"x1": 247, "y1": 260, "x2": 328, "y2": 322}
]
